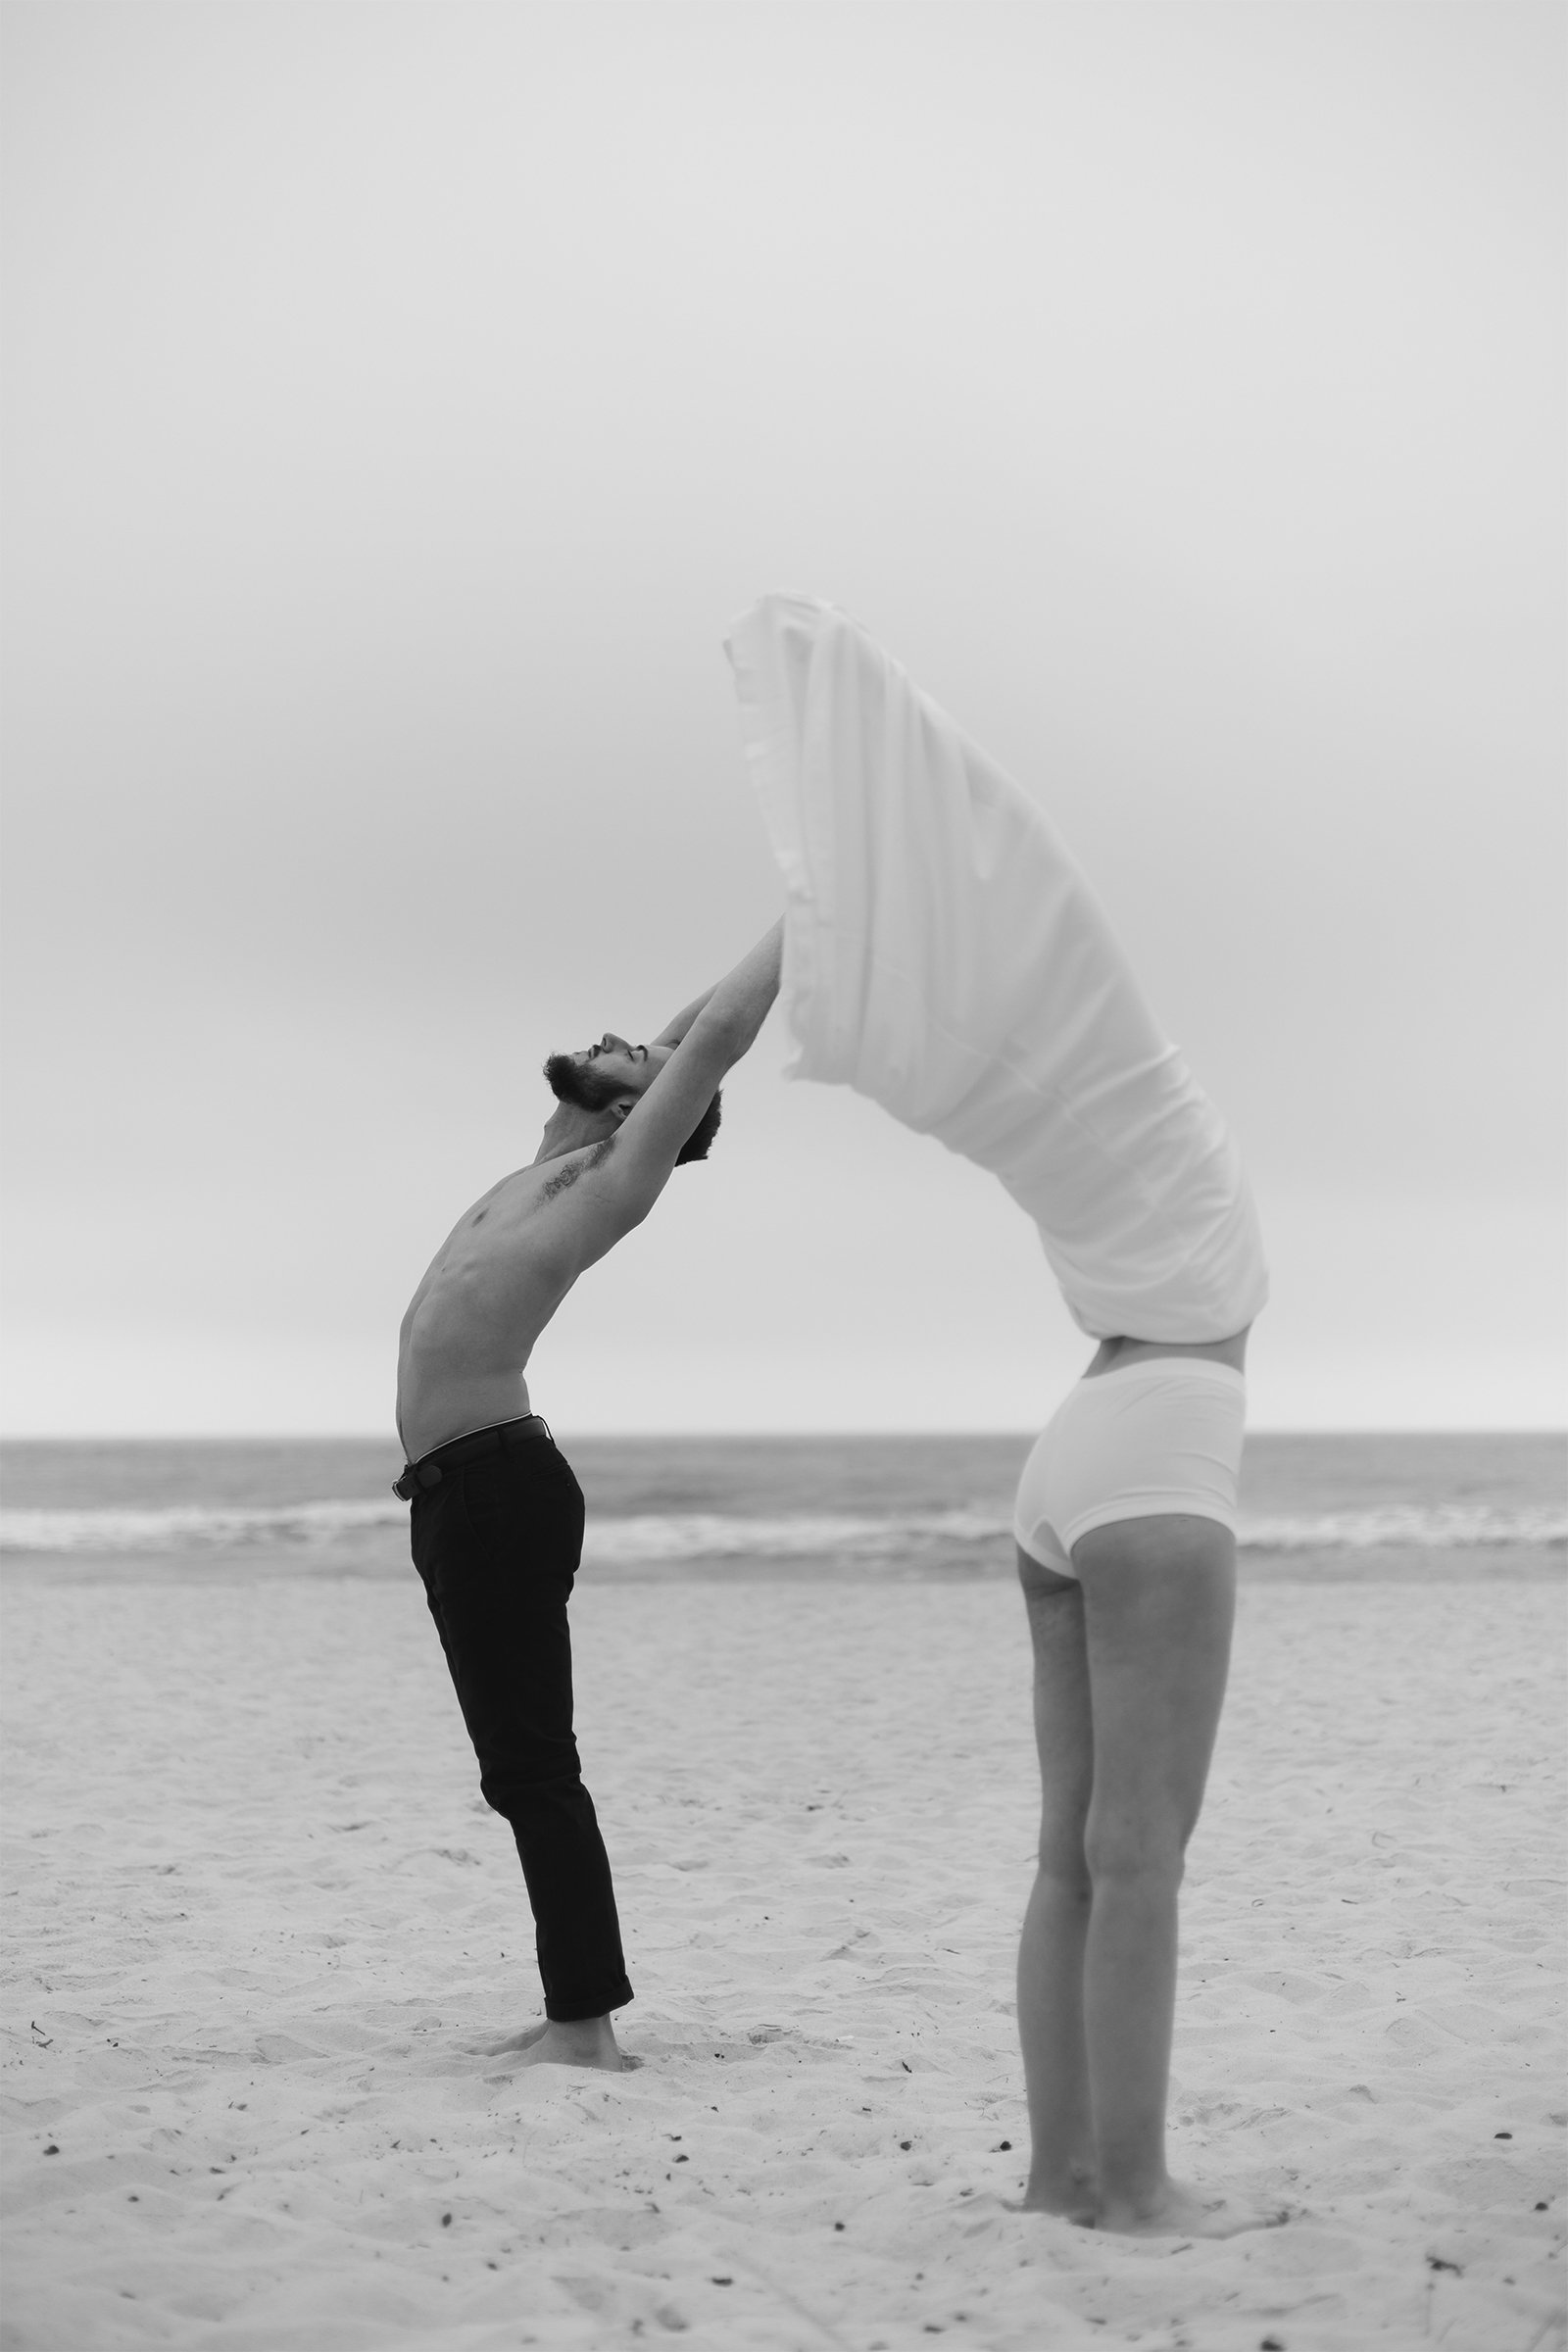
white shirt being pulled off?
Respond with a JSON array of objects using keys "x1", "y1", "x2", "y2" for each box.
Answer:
[{"x1": 724, "y1": 592, "x2": 1267, "y2": 1344}]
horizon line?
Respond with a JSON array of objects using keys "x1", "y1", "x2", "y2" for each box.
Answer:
[{"x1": 3, "y1": 1426, "x2": 1564, "y2": 1445}]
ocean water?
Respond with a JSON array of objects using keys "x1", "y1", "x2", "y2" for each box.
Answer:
[{"x1": 1, "y1": 1432, "x2": 1562, "y2": 1580}]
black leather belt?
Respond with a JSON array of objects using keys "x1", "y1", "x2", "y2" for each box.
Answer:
[{"x1": 393, "y1": 1414, "x2": 551, "y2": 1500}]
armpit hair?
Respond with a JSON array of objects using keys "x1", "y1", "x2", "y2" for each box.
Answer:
[{"x1": 540, "y1": 1134, "x2": 617, "y2": 1202}]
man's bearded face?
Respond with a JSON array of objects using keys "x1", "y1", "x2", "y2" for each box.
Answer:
[{"x1": 542, "y1": 1053, "x2": 624, "y2": 1113}]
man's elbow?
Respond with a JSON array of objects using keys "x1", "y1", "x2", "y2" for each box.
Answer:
[{"x1": 687, "y1": 1002, "x2": 752, "y2": 1065}]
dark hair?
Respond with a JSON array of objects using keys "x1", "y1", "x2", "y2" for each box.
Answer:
[
  {"x1": 676, "y1": 1090, "x2": 722, "y2": 1166},
  {"x1": 543, "y1": 1054, "x2": 720, "y2": 1166}
]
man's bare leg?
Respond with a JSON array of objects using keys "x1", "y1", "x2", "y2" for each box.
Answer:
[
  {"x1": 1075, "y1": 1515, "x2": 1285, "y2": 2236},
  {"x1": 473, "y1": 2013, "x2": 624, "y2": 2071},
  {"x1": 1015, "y1": 1551, "x2": 1097, "y2": 2220}
]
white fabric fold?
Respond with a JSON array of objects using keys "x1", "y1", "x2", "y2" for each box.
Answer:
[{"x1": 725, "y1": 591, "x2": 1267, "y2": 1343}]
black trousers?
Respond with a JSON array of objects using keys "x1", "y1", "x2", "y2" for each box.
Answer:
[{"x1": 408, "y1": 1424, "x2": 632, "y2": 2022}]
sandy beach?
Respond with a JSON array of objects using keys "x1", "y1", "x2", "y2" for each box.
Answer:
[{"x1": 3, "y1": 1567, "x2": 1563, "y2": 2351}]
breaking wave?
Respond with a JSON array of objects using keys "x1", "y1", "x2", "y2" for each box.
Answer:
[{"x1": 1, "y1": 1500, "x2": 1562, "y2": 1557}]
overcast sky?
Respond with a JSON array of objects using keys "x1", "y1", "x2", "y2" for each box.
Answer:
[{"x1": 3, "y1": 0, "x2": 1563, "y2": 1437}]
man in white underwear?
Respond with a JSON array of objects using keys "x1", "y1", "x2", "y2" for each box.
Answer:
[
  {"x1": 394, "y1": 922, "x2": 781, "y2": 2072},
  {"x1": 727, "y1": 594, "x2": 1282, "y2": 2236},
  {"x1": 1007, "y1": 1333, "x2": 1260, "y2": 2236}
]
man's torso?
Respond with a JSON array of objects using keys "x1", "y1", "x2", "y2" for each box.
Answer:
[{"x1": 396, "y1": 1140, "x2": 619, "y2": 1460}]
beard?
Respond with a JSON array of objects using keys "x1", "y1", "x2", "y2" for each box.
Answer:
[{"x1": 543, "y1": 1052, "x2": 622, "y2": 1113}]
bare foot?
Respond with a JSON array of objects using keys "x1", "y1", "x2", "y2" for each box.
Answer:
[
  {"x1": 472, "y1": 2016, "x2": 625, "y2": 2073},
  {"x1": 1016, "y1": 2163, "x2": 1098, "y2": 2227},
  {"x1": 1096, "y1": 2178, "x2": 1290, "y2": 2239},
  {"x1": 468, "y1": 2021, "x2": 553, "y2": 2057}
]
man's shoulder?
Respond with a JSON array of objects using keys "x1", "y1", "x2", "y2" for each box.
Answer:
[{"x1": 453, "y1": 1139, "x2": 645, "y2": 1287}]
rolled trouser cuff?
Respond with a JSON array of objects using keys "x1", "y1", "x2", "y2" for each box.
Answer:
[{"x1": 544, "y1": 1973, "x2": 635, "y2": 2024}]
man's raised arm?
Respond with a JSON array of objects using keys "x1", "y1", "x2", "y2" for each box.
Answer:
[
  {"x1": 650, "y1": 987, "x2": 715, "y2": 1052},
  {"x1": 688, "y1": 918, "x2": 783, "y2": 1054},
  {"x1": 600, "y1": 921, "x2": 782, "y2": 1225},
  {"x1": 649, "y1": 917, "x2": 784, "y2": 1049}
]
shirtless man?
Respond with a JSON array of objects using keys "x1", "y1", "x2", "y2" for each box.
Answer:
[{"x1": 394, "y1": 921, "x2": 782, "y2": 2072}]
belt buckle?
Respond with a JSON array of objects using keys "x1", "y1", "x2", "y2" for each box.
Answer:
[{"x1": 393, "y1": 1463, "x2": 443, "y2": 1500}]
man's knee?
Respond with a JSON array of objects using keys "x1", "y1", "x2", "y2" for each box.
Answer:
[
  {"x1": 1035, "y1": 1839, "x2": 1094, "y2": 1905},
  {"x1": 479, "y1": 1750, "x2": 584, "y2": 1822},
  {"x1": 1036, "y1": 1788, "x2": 1094, "y2": 1895},
  {"x1": 1083, "y1": 1803, "x2": 1190, "y2": 1892}
]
